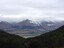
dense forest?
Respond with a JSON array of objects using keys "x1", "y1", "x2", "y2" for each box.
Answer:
[
  {"x1": 0, "y1": 25, "x2": 64, "y2": 48},
  {"x1": 0, "y1": 30, "x2": 26, "y2": 48},
  {"x1": 27, "y1": 25, "x2": 64, "y2": 48}
]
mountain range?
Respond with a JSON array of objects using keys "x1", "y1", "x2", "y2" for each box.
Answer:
[
  {"x1": 0, "y1": 19, "x2": 64, "y2": 38},
  {"x1": 0, "y1": 25, "x2": 64, "y2": 48}
]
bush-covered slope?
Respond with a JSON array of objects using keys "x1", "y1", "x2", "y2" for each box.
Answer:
[
  {"x1": 27, "y1": 25, "x2": 64, "y2": 48},
  {"x1": 0, "y1": 25, "x2": 64, "y2": 48},
  {"x1": 0, "y1": 30, "x2": 26, "y2": 48}
]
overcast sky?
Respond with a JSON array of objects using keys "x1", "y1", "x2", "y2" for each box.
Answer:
[{"x1": 0, "y1": 0, "x2": 64, "y2": 22}]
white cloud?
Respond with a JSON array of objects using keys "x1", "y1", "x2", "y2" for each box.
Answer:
[{"x1": 0, "y1": 0, "x2": 64, "y2": 22}]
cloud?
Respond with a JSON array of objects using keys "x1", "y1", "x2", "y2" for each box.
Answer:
[{"x1": 0, "y1": 0, "x2": 64, "y2": 22}]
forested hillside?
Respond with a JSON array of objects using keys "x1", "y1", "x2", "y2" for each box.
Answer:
[
  {"x1": 0, "y1": 25, "x2": 64, "y2": 48},
  {"x1": 0, "y1": 30, "x2": 26, "y2": 48},
  {"x1": 27, "y1": 25, "x2": 64, "y2": 48}
]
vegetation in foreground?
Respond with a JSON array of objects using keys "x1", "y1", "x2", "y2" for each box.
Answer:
[
  {"x1": 27, "y1": 25, "x2": 64, "y2": 48},
  {"x1": 0, "y1": 25, "x2": 64, "y2": 48},
  {"x1": 0, "y1": 30, "x2": 26, "y2": 48}
]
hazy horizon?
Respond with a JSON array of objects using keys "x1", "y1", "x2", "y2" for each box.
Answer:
[{"x1": 0, "y1": 0, "x2": 64, "y2": 22}]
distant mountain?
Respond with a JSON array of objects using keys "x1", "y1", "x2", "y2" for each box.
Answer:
[
  {"x1": 0, "y1": 21, "x2": 13, "y2": 30},
  {"x1": 8, "y1": 19, "x2": 46, "y2": 38},
  {"x1": 0, "y1": 21, "x2": 18, "y2": 32},
  {"x1": 13, "y1": 19, "x2": 64, "y2": 32},
  {"x1": 15, "y1": 19, "x2": 38, "y2": 29},
  {"x1": 27, "y1": 25, "x2": 64, "y2": 48},
  {"x1": 16, "y1": 19, "x2": 36, "y2": 26},
  {"x1": 0, "y1": 19, "x2": 64, "y2": 38},
  {"x1": 40, "y1": 21, "x2": 64, "y2": 31},
  {"x1": 0, "y1": 25, "x2": 64, "y2": 48}
]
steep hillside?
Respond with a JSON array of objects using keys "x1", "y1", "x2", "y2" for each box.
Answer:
[
  {"x1": 27, "y1": 25, "x2": 64, "y2": 48},
  {"x1": 0, "y1": 30, "x2": 26, "y2": 48},
  {"x1": 0, "y1": 25, "x2": 64, "y2": 48}
]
